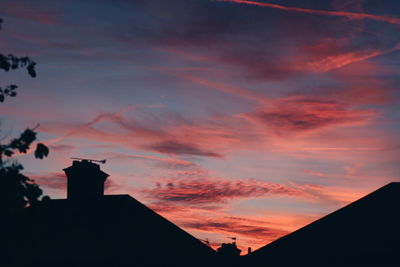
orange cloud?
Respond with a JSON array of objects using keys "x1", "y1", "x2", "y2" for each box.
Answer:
[
  {"x1": 180, "y1": 216, "x2": 290, "y2": 251},
  {"x1": 150, "y1": 204, "x2": 321, "y2": 253}
]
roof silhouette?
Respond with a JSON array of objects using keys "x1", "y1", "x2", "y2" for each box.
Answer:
[
  {"x1": 3, "y1": 158, "x2": 398, "y2": 267},
  {"x1": 12, "y1": 195, "x2": 216, "y2": 267},
  {"x1": 3, "y1": 160, "x2": 218, "y2": 267},
  {"x1": 247, "y1": 182, "x2": 400, "y2": 266}
]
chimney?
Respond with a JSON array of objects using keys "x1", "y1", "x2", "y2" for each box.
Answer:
[
  {"x1": 63, "y1": 160, "x2": 109, "y2": 200},
  {"x1": 247, "y1": 247, "x2": 252, "y2": 255}
]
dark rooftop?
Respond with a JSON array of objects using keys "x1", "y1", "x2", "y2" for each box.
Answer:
[{"x1": 247, "y1": 182, "x2": 400, "y2": 267}]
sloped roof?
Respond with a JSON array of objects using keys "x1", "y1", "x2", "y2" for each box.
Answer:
[
  {"x1": 16, "y1": 195, "x2": 216, "y2": 267},
  {"x1": 247, "y1": 182, "x2": 400, "y2": 267}
]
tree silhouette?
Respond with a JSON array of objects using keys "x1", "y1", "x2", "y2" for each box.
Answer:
[
  {"x1": 0, "y1": 18, "x2": 37, "y2": 103},
  {"x1": 0, "y1": 18, "x2": 49, "y2": 214}
]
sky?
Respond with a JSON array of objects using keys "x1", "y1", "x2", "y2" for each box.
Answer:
[{"x1": 1, "y1": 0, "x2": 400, "y2": 253}]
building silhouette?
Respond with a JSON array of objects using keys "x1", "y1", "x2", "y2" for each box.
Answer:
[
  {"x1": 217, "y1": 242, "x2": 241, "y2": 257},
  {"x1": 247, "y1": 182, "x2": 400, "y2": 267},
  {"x1": 5, "y1": 160, "x2": 216, "y2": 267},
  {"x1": 2, "y1": 160, "x2": 399, "y2": 267}
]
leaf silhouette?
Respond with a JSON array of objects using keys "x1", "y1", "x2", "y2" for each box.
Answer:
[{"x1": 34, "y1": 143, "x2": 49, "y2": 159}]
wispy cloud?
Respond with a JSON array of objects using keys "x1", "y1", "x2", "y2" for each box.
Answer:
[
  {"x1": 104, "y1": 151, "x2": 196, "y2": 169},
  {"x1": 143, "y1": 177, "x2": 305, "y2": 205},
  {"x1": 28, "y1": 172, "x2": 67, "y2": 191},
  {"x1": 40, "y1": 108, "x2": 228, "y2": 159},
  {"x1": 28, "y1": 171, "x2": 118, "y2": 193},
  {"x1": 181, "y1": 216, "x2": 289, "y2": 242},
  {"x1": 308, "y1": 43, "x2": 400, "y2": 72},
  {"x1": 243, "y1": 95, "x2": 376, "y2": 135},
  {"x1": 215, "y1": 0, "x2": 400, "y2": 25},
  {"x1": 145, "y1": 139, "x2": 223, "y2": 158},
  {"x1": 155, "y1": 67, "x2": 270, "y2": 103}
]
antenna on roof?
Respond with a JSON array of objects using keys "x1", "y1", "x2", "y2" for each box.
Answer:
[{"x1": 71, "y1": 157, "x2": 107, "y2": 164}]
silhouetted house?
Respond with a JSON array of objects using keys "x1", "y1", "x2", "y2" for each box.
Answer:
[
  {"x1": 8, "y1": 160, "x2": 216, "y2": 267},
  {"x1": 217, "y1": 242, "x2": 241, "y2": 257},
  {"x1": 215, "y1": 242, "x2": 243, "y2": 267},
  {"x1": 4, "y1": 160, "x2": 400, "y2": 267},
  {"x1": 247, "y1": 182, "x2": 400, "y2": 267}
]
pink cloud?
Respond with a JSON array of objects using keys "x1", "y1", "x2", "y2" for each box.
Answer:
[
  {"x1": 143, "y1": 181, "x2": 369, "y2": 252},
  {"x1": 303, "y1": 169, "x2": 326, "y2": 177},
  {"x1": 244, "y1": 95, "x2": 376, "y2": 135},
  {"x1": 36, "y1": 93, "x2": 388, "y2": 166},
  {"x1": 152, "y1": 209, "x2": 317, "y2": 252},
  {"x1": 142, "y1": 177, "x2": 306, "y2": 206},
  {"x1": 216, "y1": 0, "x2": 400, "y2": 25},
  {"x1": 155, "y1": 67, "x2": 269, "y2": 103},
  {"x1": 28, "y1": 170, "x2": 119, "y2": 196},
  {"x1": 39, "y1": 108, "x2": 246, "y2": 159},
  {"x1": 308, "y1": 43, "x2": 400, "y2": 72},
  {"x1": 145, "y1": 139, "x2": 223, "y2": 158},
  {"x1": 28, "y1": 172, "x2": 67, "y2": 191},
  {"x1": 294, "y1": 183, "x2": 366, "y2": 204},
  {"x1": 48, "y1": 144, "x2": 75, "y2": 153},
  {"x1": 181, "y1": 216, "x2": 290, "y2": 244},
  {"x1": 103, "y1": 151, "x2": 196, "y2": 169},
  {"x1": 344, "y1": 162, "x2": 364, "y2": 176}
]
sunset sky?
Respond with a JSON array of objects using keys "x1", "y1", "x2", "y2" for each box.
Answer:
[{"x1": 1, "y1": 0, "x2": 400, "y2": 252}]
